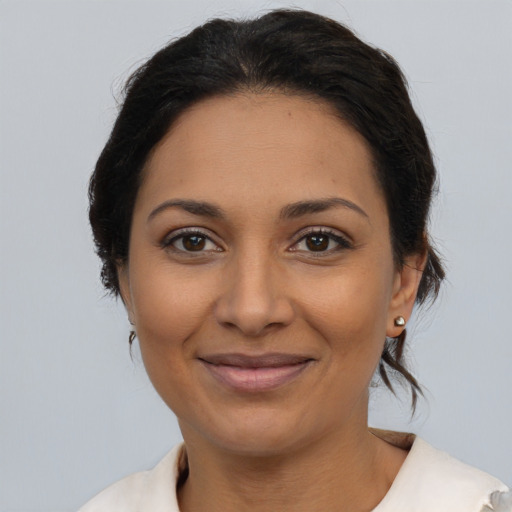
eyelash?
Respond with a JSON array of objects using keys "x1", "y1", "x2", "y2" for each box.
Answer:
[
  {"x1": 161, "y1": 228, "x2": 222, "y2": 255},
  {"x1": 291, "y1": 228, "x2": 353, "y2": 255},
  {"x1": 160, "y1": 227, "x2": 352, "y2": 256}
]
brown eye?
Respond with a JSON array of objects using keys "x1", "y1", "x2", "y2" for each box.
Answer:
[
  {"x1": 182, "y1": 235, "x2": 206, "y2": 251},
  {"x1": 162, "y1": 230, "x2": 220, "y2": 254},
  {"x1": 305, "y1": 234, "x2": 330, "y2": 251},
  {"x1": 291, "y1": 229, "x2": 352, "y2": 254}
]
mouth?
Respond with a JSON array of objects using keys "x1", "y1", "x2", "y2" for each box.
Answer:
[{"x1": 197, "y1": 353, "x2": 315, "y2": 392}]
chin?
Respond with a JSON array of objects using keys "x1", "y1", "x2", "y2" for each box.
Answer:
[{"x1": 184, "y1": 407, "x2": 312, "y2": 458}]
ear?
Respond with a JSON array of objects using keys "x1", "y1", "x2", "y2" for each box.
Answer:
[
  {"x1": 117, "y1": 262, "x2": 135, "y2": 323},
  {"x1": 386, "y1": 250, "x2": 428, "y2": 337}
]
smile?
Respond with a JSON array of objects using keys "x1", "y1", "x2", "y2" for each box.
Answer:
[{"x1": 198, "y1": 353, "x2": 315, "y2": 392}]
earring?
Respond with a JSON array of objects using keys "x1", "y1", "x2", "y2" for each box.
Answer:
[
  {"x1": 129, "y1": 321, "x2": 136, "y2": 345},
  {"x1": 394, "y1": 316, "x2": 406, "y2": 327}
]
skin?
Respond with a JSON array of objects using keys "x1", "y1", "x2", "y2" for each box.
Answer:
[{"x1": 118, "y1": 93, "x2": 426, "y2": 512}]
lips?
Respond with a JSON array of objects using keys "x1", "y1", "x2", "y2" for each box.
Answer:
[{"x1": 198, "y1": 353, "x2": 314, "y2": 392}]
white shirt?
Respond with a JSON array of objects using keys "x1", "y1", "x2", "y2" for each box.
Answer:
[{"x1": 79, "y1": 432, "x2": 510, "y2": 512}]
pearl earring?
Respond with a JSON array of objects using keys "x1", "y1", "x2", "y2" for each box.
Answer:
[{"x1": 394, "y1": 316, "x2": 406, "y2": 327}]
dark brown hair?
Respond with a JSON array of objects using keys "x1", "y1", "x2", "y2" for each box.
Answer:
[{"x1": 89, "y1": 9, "x2": 444, "y2": 408}]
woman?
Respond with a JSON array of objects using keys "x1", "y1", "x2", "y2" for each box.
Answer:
[{"x1": 81, "y1": 9, "x2": 510, "y2": 512}]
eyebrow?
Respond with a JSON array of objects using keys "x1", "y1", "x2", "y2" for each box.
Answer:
[
  {"x1": 279, "y1": 197, "x2": 368, "y2": 220},
  {"x1": 147, "y1": 199, "x2": 224, "y2": 222},
  {"x1": 147, "y1": 197, "x2": 368, "y2": 223}
]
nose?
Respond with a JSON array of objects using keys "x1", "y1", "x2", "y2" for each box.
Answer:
[{"x1": 213, "y1": 251, "x2": 295, "y2": 337}]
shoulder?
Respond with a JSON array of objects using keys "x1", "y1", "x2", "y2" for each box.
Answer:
[
  {"x1": 78, "y1": 444, "x2": 183, "y2": 512},
  {"x1": 78, "y1": 470, "x2": 149, "y2": 512},
  {"x1": 375, "y1": 434, "x2": 510, "y2": 512},
  {"x1": 411, "y1": 437, "x2": 509, "y2": 504}
]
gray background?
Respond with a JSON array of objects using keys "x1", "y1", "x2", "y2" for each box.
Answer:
[{"x1": 1, "y1": 1, "x2": 511, "y2": 510}]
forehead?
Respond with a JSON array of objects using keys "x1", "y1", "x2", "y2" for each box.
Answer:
[{"x1": 137, "y1": 92, "x2": 385, "y2": 222}]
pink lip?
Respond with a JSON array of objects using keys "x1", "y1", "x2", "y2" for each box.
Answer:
[{"x1": 198, "y1": 353, "x2": 314, "y2": 392}]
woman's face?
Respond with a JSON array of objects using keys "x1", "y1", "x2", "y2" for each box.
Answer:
[{"x1": 119, "y1": 93, "x2": 421, "y2": 455}]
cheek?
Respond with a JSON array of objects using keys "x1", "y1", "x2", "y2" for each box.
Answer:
[
  {"x1": 298, "y1": 262, "x2": 394, "y2": 362},
  {"x1": 128, "y1": 265, "x2": 218, "y2": 412},
  {"x1": 129, "y1": 261, "x2": 216, "y2": 360}
]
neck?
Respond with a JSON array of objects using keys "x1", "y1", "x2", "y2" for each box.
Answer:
[{"x1": 177, "y1": 423, "x2": 407, "y2": 512}]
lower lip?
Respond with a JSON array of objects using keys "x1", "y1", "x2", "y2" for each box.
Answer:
[{"x1": 200, "y1": 361, "x2": 312, "y2": 392}]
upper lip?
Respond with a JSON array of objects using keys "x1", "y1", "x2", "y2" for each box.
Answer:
[{"x1": 198, "y1": 353, "x2": 314, "y2": 368}]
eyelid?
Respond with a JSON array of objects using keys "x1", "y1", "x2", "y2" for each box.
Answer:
[
  {"x1": 289, "y1": 226, "x2": 353, "y2": 253},
  {"x1": 292, "y1": 225, "x2": 352, "y2": 242},
  {"x1": 160, "y1": 227, "x2": 223, "y2": 252},
  {"x1": 159, "y1": 226, "x2": 352, "y2": 255}
]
